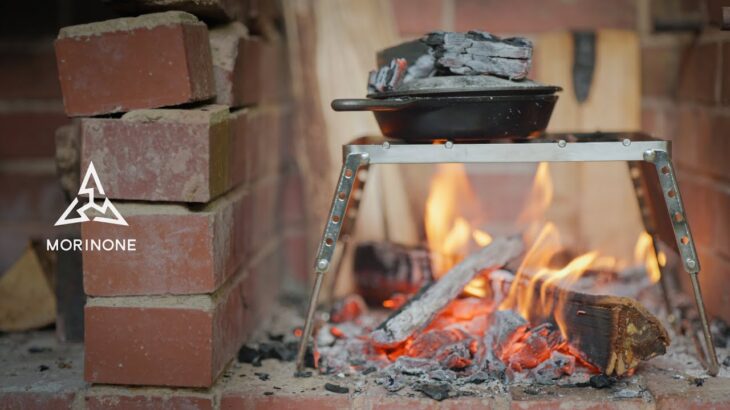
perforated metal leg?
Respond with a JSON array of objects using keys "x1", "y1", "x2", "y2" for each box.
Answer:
[
  {"x1": 295, "y1": 153, "x2": 370, "y2": 373},
  {"x1": 643, "y1": 150, "x2": 720, "y2": 376},
  {"x1": 327, "y1": 164, "x2": 369, "y2": 302}
]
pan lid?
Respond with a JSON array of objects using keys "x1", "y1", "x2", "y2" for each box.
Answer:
[{"x1": 368, "y1": 75, "x2": 561, "y2": 99}]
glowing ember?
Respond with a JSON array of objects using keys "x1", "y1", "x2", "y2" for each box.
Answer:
[
  {"x1": 317, "y1": 160, "x2": 667, "y2": 384},
  {"x1": 382, "y1": 293, "x2": 408, "y2": 310}
]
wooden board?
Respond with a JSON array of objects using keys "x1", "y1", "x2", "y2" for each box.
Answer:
[
  {"x1": 284, "y1": 0, "x2": 419, "y2": 298},
  {"x1": 0, "y1": 245, "x2": 56, "y2": 332},
  {"x1": 533, "y1": 30, "x2": 643, "y2": 260}
]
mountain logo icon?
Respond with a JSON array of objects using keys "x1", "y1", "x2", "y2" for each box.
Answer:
[{"x1": 55, "y1": 161, "x2": 128, "y2": 227}]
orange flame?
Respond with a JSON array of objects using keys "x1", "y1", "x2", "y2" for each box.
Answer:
[
  {"x1": 424, "y1": 164, "x2": 491, "y2": 277},
  {"x1": 412, "y1": 160, "x2": 664, "y2": 372},
  {"x1": 518, "y1": 163, "x2": 554, "y2": 243},
  {"x1": 634, "y1": 232, "x2": 662, "y2": 283}
]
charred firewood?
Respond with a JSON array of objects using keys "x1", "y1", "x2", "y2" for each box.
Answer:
[
  {"x1": 369, "y1": 31, "x2": 534, "y2": 94},
  {"x1": 367, "y1": 58, "x2": 408, "y2": 94},
  {"x1": 425, "y1": 31, "x2": 532, "y2": 79},
  {"x1": 370, "y1": 237, "x2": 523, "y2": 348},
  {"x1": 353, "y1": 241, "x2": 432, "y2": 306},
  {"x1": 493, "y1": 271, "x2": 670, "y2": 376}
]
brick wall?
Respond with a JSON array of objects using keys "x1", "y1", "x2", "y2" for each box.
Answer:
[
  {"x1": 48, "y1": 7, "x2": 296, "y2": 388},
  {"x1": 640, "y1": 0, "x2": 730, "y2": 323}
]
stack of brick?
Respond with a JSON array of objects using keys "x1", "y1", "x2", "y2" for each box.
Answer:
[{"x1": 54, "y1": 8, "x2": 292, "y2": 388}]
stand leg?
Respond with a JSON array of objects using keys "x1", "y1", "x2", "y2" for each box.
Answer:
[
  {"x1": 644, "y1": 150, "x2": 720, "y2": 376},
  {"x1": 327, "y1": 165, "x2": 369, "y2": 302},
  {"x1": 627, "y1": 162, "x2": 675, "y2": 322},
  {"x1": 295, "y1": 153, "x2": 369, "y2": 373}
]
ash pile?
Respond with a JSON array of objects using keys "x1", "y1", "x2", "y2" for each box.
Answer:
[{"x1": 281, "y1": 236, "x2": 669, "y2": 401}]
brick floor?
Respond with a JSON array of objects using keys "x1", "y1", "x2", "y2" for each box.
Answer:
[{"x1": 3, "y1": 331, "x2": 730, "y2": 409}]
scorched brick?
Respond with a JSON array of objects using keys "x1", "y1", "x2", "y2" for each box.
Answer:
[{"x1": 54, "y1": 11, "x2": 215, "y2": 117}]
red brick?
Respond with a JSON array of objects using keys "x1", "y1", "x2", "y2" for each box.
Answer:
[
  {"x1": 0, "y1": 43, "x2": 61, "y2": 100},
  {"x1": 246, "y1": 106, "x2": 283, "y2": 181},
  {"x1": 391, "y1": 0, "x2": 444, "y2": 37},
  {"x1": 221, "y1": 396, "x2": 352, "y2": 410},
  {"x1": 707, "y1": 113, "x2": 730, "y2": 181},
  {"x1": 716, "y1": 185, "x2": 730, "y2": 260},
  {"x1": 251, "y1": 177, "x2": 279, "y2": 242},
  {"x1": 454, "y1": 0, "x2": 636, "y2": 34},
  {"x1": 283, "y1": 230, "x2": 309, "y2": 283},
  {"x1": 641, "y1": 45, "x2": 681, "y2": 99},
  {"x1": 676, "y1": 173, "x2": 717, "y2": 249},
  {"x1": 81, "y1": 105, "x2": 243, "y2": 203},
  {"x1": 724, "y1": 42, "x2": 730, "y2": 105},
  {"x1": 0, "y1": 109, "x2": 69, "y2": 159},
  {"x1": 510, "y1": 385, "x2": 651, "y2": 410},
  {"x1": 694, "y1": 249, "x2": 730, "y2": 324},
  {"x1": 677, "y1": 42, "x2": 720, "y2": 106},
  {"x1": 84, "y1": 247, "x2": 281, "y2": 387},
  {"x1": 645, "y1": 366, "x2": 730, "y2": 409},
  {"x1": 641, "y1": 104, "x2": 678, "y2": 141},
  {"x1": 0, "y1": 391, "x2": 76, "y2": 410},
  {"x1": 673, "y1": 106, "x2": 712, "y2": 171},
  {"x1": 230, "y1": 105, "x2": 284, "y2": 186},
  {"x1": 82, "y1": 185, "x2": 250, "y2": 296},
  {"x1": 281, "y1": 171, "x2": 305, "y2": 226},
  {"x1": 209, "y1": 22, "x2": 286, "y2": 108},
  {"x1": 54, "y1": 11, "x2": 215, "y2": 117},
  {"x1": 85, "y1": 389, "x2": 213, "y2": 410}
]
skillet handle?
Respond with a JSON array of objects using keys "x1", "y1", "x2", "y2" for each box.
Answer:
[{"x1": 331, "y1": 98, "x2": 413, "y2": 112}]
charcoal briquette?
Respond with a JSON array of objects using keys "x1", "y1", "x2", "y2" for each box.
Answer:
[
  {"x1": 361, "y1": 366, "x2": 377, "y2": 375},
  {"x1": 237, "y1": 345, "x2": 260, "y2": 364},
  {"x1": 28, "y1": 346, "x2": 52, "y2": 354},
  {"x1": 588, "y1": 374, "x2": 615, "y2": 389},
  {"x1": 415, "y1": 382, "x2": 450, "y2": 401},
  {"x1": 324, "y1": 383, "x2": 349, "y2": 394}
]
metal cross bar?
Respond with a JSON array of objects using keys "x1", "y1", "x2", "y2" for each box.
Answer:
[{"x1": 294, "y1": 132, "x2": 720, "y2": 376}]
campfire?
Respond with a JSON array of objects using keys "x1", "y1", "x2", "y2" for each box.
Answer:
[{"x1": 310, "y1": 162, "x2": 670, "y2": 397}]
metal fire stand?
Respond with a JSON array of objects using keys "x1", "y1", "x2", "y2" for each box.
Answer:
[{"x1": 294, "y1": 132, "x2": 720, "y2": 376}]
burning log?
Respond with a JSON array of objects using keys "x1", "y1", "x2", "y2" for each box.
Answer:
[
  {"x1": 353, "y1": 241, "x2": 433, "y2": 306},
  {"x1": 368, "y1": 31, "x2": 534, "y2": 94},
  {"x1": 370, "y1": 236, "x2": 523, "y2": 348},
  {"x1": 424, "y1": 31, "x2": 532, "y2": 79},
  {"x1": 495, "y1": 271, "x2": 670, "y2": 376}
]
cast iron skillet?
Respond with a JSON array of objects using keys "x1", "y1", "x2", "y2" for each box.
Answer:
[{"x1": 332, "y1": 76, "x2": 561, "y2": 142}]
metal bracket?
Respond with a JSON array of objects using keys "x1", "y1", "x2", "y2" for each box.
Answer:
[
  {"x1": 295, "y1": 152, "x2": 369, "y2": 371},
  {"x1": 294, "y1": 133, "x2": 719, "y2": 376},
  {"x1": 642, "y1": 149, "x2": 719, "y2": 376}
]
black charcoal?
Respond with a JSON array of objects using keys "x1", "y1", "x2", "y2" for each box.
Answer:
[{"x1": 324, "y1": 383, "x2": 349, "y2": 394}]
